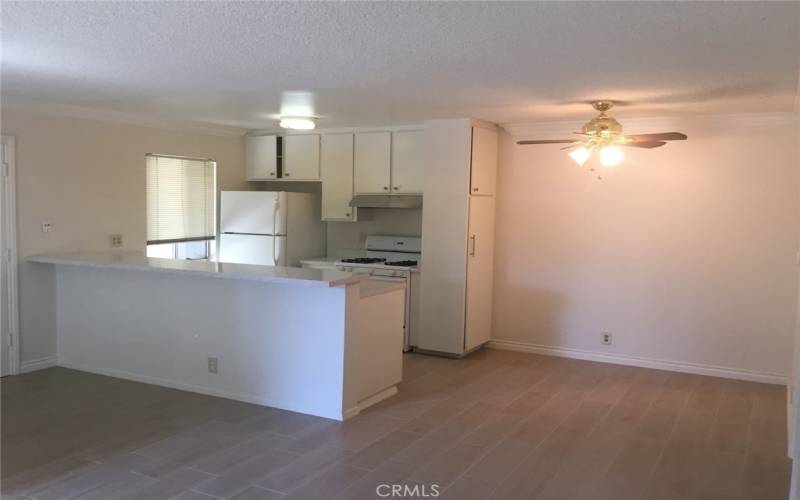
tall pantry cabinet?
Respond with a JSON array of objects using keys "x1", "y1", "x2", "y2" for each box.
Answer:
[{"x1": 417, "y1": 119, "x2": 498, "y2": 356}]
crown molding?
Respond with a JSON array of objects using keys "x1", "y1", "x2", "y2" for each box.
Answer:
[
  {"x1": 501, "y1": 112, "x2": 800, "y2": 139},
  {"x1": 1, "y1": 96, "x2": 249, "y2": 138}
]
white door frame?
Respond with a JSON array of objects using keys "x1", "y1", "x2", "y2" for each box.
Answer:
[{"x1": 1, "y1": 135, "x2": 19, "y2": 376}]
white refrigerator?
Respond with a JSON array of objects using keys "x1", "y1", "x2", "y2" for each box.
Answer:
[{"x1": 218, "y1": 191, "x2": 325, "y2": 266}]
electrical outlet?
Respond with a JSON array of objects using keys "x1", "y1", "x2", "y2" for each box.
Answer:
[
  {"x1": 207, "y1": 357, "x2": 218, "y2": 374},
  {"x1": 109, "y1": 234, "x2": 123, "y2": 248},
  {"x1": 601, "y1": 332, "x2": 613, "y2": 345},
  {"x1": 41, "y1": 220, "x2": 53, "y2": 233}
]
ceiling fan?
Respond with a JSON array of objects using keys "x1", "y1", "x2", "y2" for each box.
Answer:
[{"x1": 517, "y1": 100, "x2": 687, "y2": 174}]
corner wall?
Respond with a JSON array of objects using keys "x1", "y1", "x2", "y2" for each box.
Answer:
[
  {"x1": 492, "y1": 115, "x2": 800, "y2": 382},
  {"x1": 0, "y1": 110, "x2": 248, "y2": 366}
]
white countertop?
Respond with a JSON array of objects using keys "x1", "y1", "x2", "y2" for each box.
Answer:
[
  {"x1": 301, "y1": 256, "x2": 422, "y2": 273},
  {"x1": 300, "y1": 257, "x2": 341, "y2": 266},
  {"x1": 27, "y1": 252, "x2": 370, "y2": 287}
]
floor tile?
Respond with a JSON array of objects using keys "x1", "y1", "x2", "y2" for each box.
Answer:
[{"x1": 2, "y1": 352, "x2": 790, "y2": 500}]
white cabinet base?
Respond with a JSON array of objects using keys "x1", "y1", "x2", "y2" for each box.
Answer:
[{"x1": 464, "y1": 195, "x2": 495, "y2": 351}]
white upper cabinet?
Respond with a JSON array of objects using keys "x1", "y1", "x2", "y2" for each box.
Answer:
[
  {"x1": 354, "y1": 132, "x2": 391, "y2": 194},
  {"x1": 245, "y1": 135, "x2": 278, "y2": 180},
  {"x1": 391, "y1": 130, "x2": 424, "y2": 194},
  {"x1": 321, "y1": 134, "x2": 356, "y2": 221},
  {"x1": 283, "y1": 135, "x2": 320, "y2": 180},
  {"x1": 470, "y1": 127, "x2": 498, "y2": 196}
]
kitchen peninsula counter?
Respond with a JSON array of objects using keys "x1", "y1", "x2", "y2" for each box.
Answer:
[
  {"x1": 28, "y1": 252, "x2": 404, "y2": 420},
  {"x1": 27, "y1": 252, "x2": 369, "y2": 287}
]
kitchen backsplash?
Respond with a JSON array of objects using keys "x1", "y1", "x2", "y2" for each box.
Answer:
[{"x1": 326, "y1": 208, "x2": 422, "y2": 258}]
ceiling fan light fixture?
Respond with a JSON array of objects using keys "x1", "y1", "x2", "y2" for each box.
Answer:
[
  {"x1": 600, "y1": 145, "x2": 625, "y2": 167},
  {"x1": 279, "y1": 116, "x2": 317, "y2": 130},
  {"x1": 568, "y1": 146, "x2": 592, "y2": 166},
  {"x1": 515, "y1": 100, "x2": 687, "y2": 178}
]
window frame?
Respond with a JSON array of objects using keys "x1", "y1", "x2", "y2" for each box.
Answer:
[{"x1": 145, "y1": 154, "x2": 218, "y2": 261}]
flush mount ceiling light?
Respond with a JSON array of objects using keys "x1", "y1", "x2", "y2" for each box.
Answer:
[
  {"x1": 278, "y1": 116, "x2": 317, "y2": 130},
  {"x1": 517, "y1": 101, "x2": 688, "y2": 179}
]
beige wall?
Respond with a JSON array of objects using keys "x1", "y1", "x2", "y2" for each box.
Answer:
[
  {"x1": 1, "y1": 110, "x2": 247, "y2": 363},
  {"x1": 493, "y1": 118, "x2": 800, "y2": 378},
  {"x1": 790, "y1": 121, "x2": 800, "y2": 495}
]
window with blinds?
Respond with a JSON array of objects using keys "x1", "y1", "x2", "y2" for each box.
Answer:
[{"x1": 146, "y1": 155, "x2": 216, "y2": 245}]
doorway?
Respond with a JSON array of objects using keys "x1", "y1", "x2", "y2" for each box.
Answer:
[{"x1": 1, "y1": 135, "x2": 19, "y2": 377}]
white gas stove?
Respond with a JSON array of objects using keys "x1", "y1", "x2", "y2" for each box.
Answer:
[{"x1": 335, "y1": 235, "x2": 421, "y2": 277}]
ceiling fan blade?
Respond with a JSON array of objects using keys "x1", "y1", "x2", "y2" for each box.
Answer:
[
  {"x1": 560, "y1": 143, "x2": 583, "y2": 150},
  {"x1": 623, "y1": 141, "x2": 667, "y2": 149},
  {"x1": 626, "y1": 132, "x2": 687, "y2": 142},
  {"x1": 516, "y1": 139, "x2": 577, "y2": 145}
]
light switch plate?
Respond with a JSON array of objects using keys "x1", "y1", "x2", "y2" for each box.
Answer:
[{"x1": 109, "y1": 234, "x2": 123, "y2": 248}]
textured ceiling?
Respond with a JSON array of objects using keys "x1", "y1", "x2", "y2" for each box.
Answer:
[{"x1": 2, "y1": 1, "x2": 799, "y2": 130}]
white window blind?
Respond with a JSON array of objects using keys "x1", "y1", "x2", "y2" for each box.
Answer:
[{"x1": 146, "y1": 154, "x2": 216, "y2": 245}]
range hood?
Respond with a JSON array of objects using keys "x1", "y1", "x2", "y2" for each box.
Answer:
[{"x1": 349, "y1": 194, "x2": 423, "y2": 209}]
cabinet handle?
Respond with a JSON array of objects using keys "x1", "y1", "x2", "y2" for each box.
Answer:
[
  {"x1": 269, "y1": 172, "x2": 275, "y2": 176},
  {"x1": 383, "y1": 186, "x2": 389, "y2": 191},
  {"x1": 345, "y1": 213, "x2": 351, "y2": 217},
  {"x1": 284, "y1": 172, "x2": 291, "y2": 177},
  {"x1": 473, "y1": 187, "x2": 479, "y2": 192},
  {"x1": 469, "y1": 235, "x2": 476, "y2": 256},
  {"x1": 393, "y1": 186, "x2": 399, "y2": 191}
]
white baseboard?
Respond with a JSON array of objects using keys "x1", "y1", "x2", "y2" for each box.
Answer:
[
  {"x1": 56, "y1": 359, "x2": 345, "y2": 421},
  {"x1": 343, "y1": 386, "x2": 399, "y2": 420},
  {"x1": 19, "y1": 355, "x2": 58, "y2": 373},
  {"x1": 486, "y1": 339, "x2": 788, "y2": 385}
]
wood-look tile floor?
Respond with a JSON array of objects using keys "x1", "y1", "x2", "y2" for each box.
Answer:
[{"x1": 1, "y1": 350, "x2": 790, "y2": 500}]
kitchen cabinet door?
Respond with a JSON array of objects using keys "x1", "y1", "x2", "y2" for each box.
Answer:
[
  {"x1": 464, "y1": 195, "x2": 495, "y2": 351},
  {"x1": 391, "y1": 130, "x2": 424, "y2": 194},
  {"x1": 283, "y1": 134, "x2": 320, "y2": 180},
  {"x1": 245, "y1": 135, "x2": 278, "y2": 180},
  {"x1": 321, "y1": 133, "x2": 356, "y2": 221},
  {"x1": 469, "y1": 127, "x2": 498, "y2": 196},
  {"x1": 354, "y1": 132, "x2": 391, "y2": 194}
]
